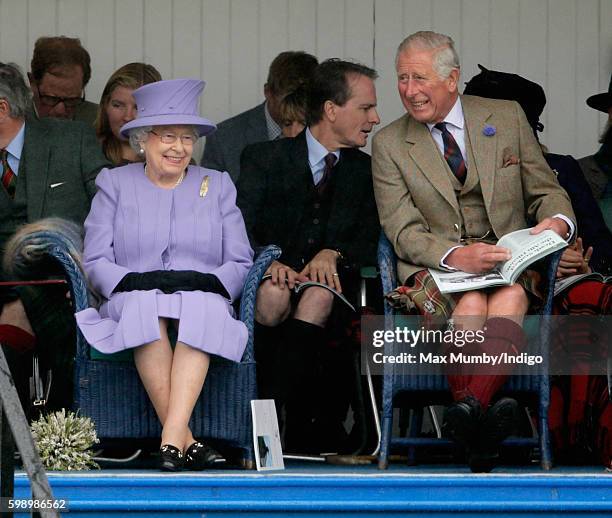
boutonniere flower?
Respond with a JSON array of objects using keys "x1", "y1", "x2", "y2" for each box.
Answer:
[{"x1": 483, "y1": 125, "x2": 496, "y2": 137}]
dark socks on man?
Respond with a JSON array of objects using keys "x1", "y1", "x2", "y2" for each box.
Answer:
[{"x1": 278, "y1": 318, "x2": 325, "y2": 452}]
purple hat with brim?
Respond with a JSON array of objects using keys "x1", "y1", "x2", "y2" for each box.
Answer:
[{"x1": 120, "y1": 78, "x2": 216, "y2": 138}]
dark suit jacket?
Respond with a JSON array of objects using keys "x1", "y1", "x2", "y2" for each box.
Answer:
[
  {"x1": 0, "y1": 115, "x2": 110, "y2": 249},
  {"x1": 578, "y1": 154, "x2": 608, "y2": 201},
  {"x1": 547, "y1": 153, "x2": 612, "y2": 275},
  {"x1": 237, "y1": 130, "x2": 380, "y2": 274},
  {"x1": 202, "y1": 102, "x2": 268, "y2": 183}
]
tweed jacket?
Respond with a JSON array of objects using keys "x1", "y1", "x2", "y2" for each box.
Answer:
[
  {"x1": 372, "y1": 95, "x2": 575, "y2": 284},
  {"x1": 237, "y1": 130, "x2": 380, "y2": 274},
  {"x1": 0, "y1": 115, "x2": 109, "y2": 249},
  {"x1": 201, "y1": 102, "x2": 268, "y2": 183}
]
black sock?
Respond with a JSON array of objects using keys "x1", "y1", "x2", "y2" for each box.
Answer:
[{"x1": 254, "y1": 322, "x2": 282, "y2": 400}]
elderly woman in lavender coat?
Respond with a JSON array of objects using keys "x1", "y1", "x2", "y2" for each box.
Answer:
[{"x1": 75, "y1": 79, "x2": 253, "y2": 471}]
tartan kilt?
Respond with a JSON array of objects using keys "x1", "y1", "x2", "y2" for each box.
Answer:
[{"x1": 386, "y1": 268, "x2": 543, "y2": 320}]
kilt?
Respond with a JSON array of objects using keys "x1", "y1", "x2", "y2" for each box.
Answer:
[{"x1": 386, "y1": 268, "x2": 543, "y2": 321}]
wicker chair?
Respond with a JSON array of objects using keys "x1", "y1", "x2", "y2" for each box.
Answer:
[
  {"x1": 15, "y1": 228, "x2": 280, "y2": 468},
  {"x1": 376, "y1": 232, "x2": 561, "y2": 470}
]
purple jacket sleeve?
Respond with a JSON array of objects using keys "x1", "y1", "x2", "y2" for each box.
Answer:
[
  {"x1": 82, "y1": 169, "x2": 133, "y2": 299},
  {"x1": 208, "y1": 172, "x2": 254, "y2": 301}
]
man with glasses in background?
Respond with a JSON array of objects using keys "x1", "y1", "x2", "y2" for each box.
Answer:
[{"x1": 27, "y1": 36, "x2": 98, "y2": 125}]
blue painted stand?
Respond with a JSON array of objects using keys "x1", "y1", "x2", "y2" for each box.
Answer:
[{"x1": 13, "y1": 466, "x2": 612, "y2": 517}]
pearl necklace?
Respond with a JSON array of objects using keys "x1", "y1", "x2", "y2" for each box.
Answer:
[{"x1": 145, "y1": 164, "x2": 186, "y2": 188}]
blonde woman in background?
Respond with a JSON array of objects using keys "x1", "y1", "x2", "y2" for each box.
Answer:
[
  {"x1": 278, "y1": 85, "x2": 308, "y2": 138},
  {"x1": 95, "y1": 62, "x2": 161, "y2": 165}
]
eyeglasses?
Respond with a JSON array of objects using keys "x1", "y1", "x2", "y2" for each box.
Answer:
[
  {"x1": 37, "y1": 93, "x2": 85, "y2": 108},
  {"x1": 149, "y1": 130, "x2": 197, "y2": 146}
]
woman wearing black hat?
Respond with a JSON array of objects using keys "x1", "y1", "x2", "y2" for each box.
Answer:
[
  {"x1": 464, "y1": 66, "x2": 612, "y2": 470},
  {"x1": 579, "y1": 73, "x2": 612, "y2": 230}
]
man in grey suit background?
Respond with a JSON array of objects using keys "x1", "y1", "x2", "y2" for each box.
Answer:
[
  {"x1": 0, "y1": 62, "x2": 109, "y2": 414},
  {"x1": 201, "y1": 51, "x2": 318, "y2": 182},
  {"x1": 372, "y1": 31, "x2": 575, "y2": 471}
]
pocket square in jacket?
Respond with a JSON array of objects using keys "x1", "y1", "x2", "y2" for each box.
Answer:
[
  {"x1": 501, "y1": 147, "x2": 520, "y2": 168},
  {"x1": 49, "y1": 182, "x2": 66, "y2": 189}
]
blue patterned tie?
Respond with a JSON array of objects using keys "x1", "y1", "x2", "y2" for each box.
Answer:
[{"x1": 434, "y1": 122, "x2": 466, "y2": 184}]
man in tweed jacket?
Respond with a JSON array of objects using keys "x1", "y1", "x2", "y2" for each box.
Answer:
[{"x1": 372, "y1": 31, "x2": 575, "y2": 471}]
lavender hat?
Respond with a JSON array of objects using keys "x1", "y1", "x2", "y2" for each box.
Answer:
[{"x1": 120, "y1": 78, "x2": 216, "y2": 138}]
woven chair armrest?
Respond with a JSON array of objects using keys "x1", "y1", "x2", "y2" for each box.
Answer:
[
  {"x1": 539, "y1": 249, "x2": 562, "y2": 316},
  {"x1": 377, "y1": 232, "x2": 398, "y2": 318},
  {"x1": 239, "y1": 245, "x2": 282, "y2": 362},
  {"x1": 2, "y1": 228, "x2": 91, "y2": 359}
]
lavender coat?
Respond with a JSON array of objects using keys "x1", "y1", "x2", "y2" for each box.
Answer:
[{"x1": 75, "y1": 163, "x2": 254, "y2": 362}]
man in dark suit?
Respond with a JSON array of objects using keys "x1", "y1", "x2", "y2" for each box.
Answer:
[
  {"x1": 0, "y1": 62, "x2": 109, "y2": 414},
  {"x1": 237, "y1": 59, "x2": 381, "y2": 453},
  {"x1": 202, "y1": 51, "x2": 318, "y2": 183}
]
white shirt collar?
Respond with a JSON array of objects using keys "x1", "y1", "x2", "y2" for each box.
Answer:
[
  {"x1": 305, "y1": 127, "x2": 340, "y2": 169},
  {"x1": 5, "y1": 121, "x2": 25, "y2": 160},
  {"x1": 426, "y1": 96, "x2": 464, "y2": 133}
]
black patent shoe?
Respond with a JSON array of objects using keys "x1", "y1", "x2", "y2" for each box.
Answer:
[
  {"x1": 184, "y1": 441, "x2": 219, "y2": 470},
  {"x1": 159, "y1": 444, "x2": 184, "y2": 472}
]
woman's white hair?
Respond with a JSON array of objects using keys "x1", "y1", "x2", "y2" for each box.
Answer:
[
  {"x1": 396, "y1": 31, "x2": 460, "y2": 79},
  {"x1": 128, "y1": 126, "x2": 152, "y2": 153}
]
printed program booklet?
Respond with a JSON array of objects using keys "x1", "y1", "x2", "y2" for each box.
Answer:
[
  {"x1": 260, "y1": 274, "x2": 355, "y2": 311},
  {"x1": 429, "y1": 228, "x2": 568, "y2": 294},
  {"x1": 553, "y1": 271, "x2": 611, "y2": 297},
  {"x1": 251, "y1": 399, "x2": 284, "y2": 471}
]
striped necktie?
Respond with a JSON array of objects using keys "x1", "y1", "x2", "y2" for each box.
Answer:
[
  {"x1": 0, "y1": 149, "x2": 16, "y2": 198},
  {"x1": 434, "y1": 122, "x2": 466, "y2": 184},
  {"x1": 316, "y1": 153, "x2": 337, "y2": 195}
]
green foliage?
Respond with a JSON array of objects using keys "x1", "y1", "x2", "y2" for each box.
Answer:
[{"x1": 31, "y1": 409, "x2": 100, "y2": 471}]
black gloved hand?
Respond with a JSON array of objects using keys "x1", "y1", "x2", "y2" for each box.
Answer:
[
  {"x1": 113, "y1": 270, "x2": 230, "y2": 299},
  {"x1": 113, "y1": 271, "x2": 166, "y2": 293},
  {"x1": 156, "y1": 271, "x2": 229, "y2": 298}
]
